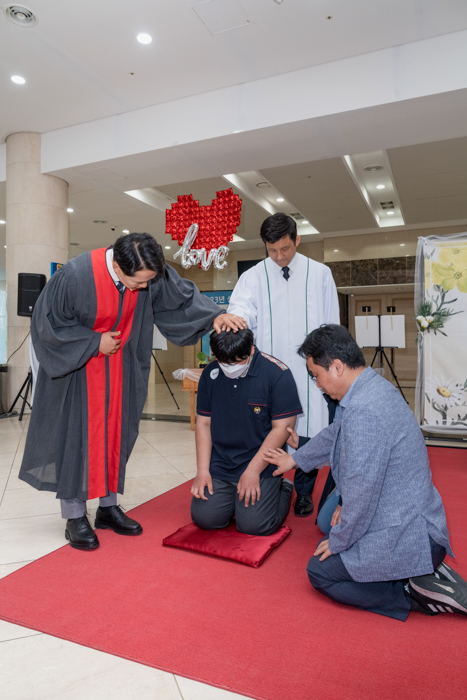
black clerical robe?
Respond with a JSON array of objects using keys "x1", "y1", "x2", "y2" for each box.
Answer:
[{"x1": 19, "y1": 248, "x2": 220, "y2": 500}]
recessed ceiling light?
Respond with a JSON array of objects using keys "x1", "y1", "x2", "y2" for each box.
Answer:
[
  {"x1": 164, "y1": 246, "x2": 171, "y2": 249},
  {"x1": 376, "y1": 184, "x2": 385, "y2": 190},
  {"x1": 386, "y1": 211, "x2": 395, "y2": 215},
  {"x1": 4, "y1": 5, "x2": 38, "y2": 27},
  {"x1": 364, "y1": 165, "x2": 383, "y2": 172},
  {"x1": 137, "y1": 33, "x2": 152, "y2": 44},
  {"x1": 67, "y1": 208, "x2": 74, "y2": 213},
  {"x1": 276, "y1": 197, "x2": 284, "y2": 202},
  {"x1": 302, "y1": 220, "x2": 309, "y2": 225},
  {"x1": 11, "y1": 75, "x2": 26, "y2": 84},
  {"x1": 400, "y1": 243, "x2": 405, "y2": 246},
  {"x1": 334, "y1": 249, "x2": 339, "y2": 252},
  {"x1": 256, "y1": 181, "x2": 270, "y2": 188},
  {"x1": 0, "y1": 220, "x2": 5, "y2": 224},
  {"x1": 122, "y1": 229, "x2": 130, "y2": 234}
]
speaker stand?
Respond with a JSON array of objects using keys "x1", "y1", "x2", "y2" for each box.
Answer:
[{"x1": 0, "y1": 369, "x2": 32, "y2": 421}]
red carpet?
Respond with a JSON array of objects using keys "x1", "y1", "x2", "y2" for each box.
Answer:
[{"x1": 0, "y1": 446, "x2": 466, "y2": 700}]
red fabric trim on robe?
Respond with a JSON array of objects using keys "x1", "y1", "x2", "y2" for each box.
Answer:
[{"x1": 86, "y1": 249, "x2": 138, "y2": 499}]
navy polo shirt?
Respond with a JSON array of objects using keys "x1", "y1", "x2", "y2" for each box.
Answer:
[{"x1": 196, "y1": 347, "x2": 302, "y2": 482}]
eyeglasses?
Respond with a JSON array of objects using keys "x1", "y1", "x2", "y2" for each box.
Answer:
[{"x1": 307, "y1": 368, "x2": 317, "y2": 383}]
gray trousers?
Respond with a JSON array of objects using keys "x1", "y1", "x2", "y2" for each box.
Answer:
[
  {"x1": 191, "y1": 476, "x2": 292, "y2": 536},
  {"x1": 60, "y1": 492, "x2": 117, "y2": 519}
]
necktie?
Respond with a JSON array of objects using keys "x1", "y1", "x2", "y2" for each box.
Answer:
[
  {"x1": 116, "y1": 281, "x2": 125, "y2": 294},
  {"x1": 282, "y1": 266, "x2": 290, "y2": 281}
]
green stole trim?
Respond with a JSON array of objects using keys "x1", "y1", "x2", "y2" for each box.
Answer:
[{"x1": 264, "y1": 260, "x2": 273, "y2": 355}]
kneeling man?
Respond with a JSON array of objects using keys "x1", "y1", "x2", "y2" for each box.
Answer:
[
  {"x1": 191, "y1": 329, "x2": 302, "y2": 536},
  {"x1": 267, "y1": 325, "x2": 467, "y2": 620}
]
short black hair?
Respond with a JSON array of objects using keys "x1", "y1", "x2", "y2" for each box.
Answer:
[
  {"x1": 298, "y1": 324, "x2": 365, "y2": 370},
  {"x1": 210, "y1": 328, "x2": 254, "y2": 364},
  {"x1": 260, "y1": 212, "x2": 297, "y2": 245},
  {"x1": 113, "y1": 233, "x2": 166, "y2": 278}
]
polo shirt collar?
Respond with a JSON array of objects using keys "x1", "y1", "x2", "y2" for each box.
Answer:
[{"x1": 244, "y1": 346, "x2": 261, "y2": 377}]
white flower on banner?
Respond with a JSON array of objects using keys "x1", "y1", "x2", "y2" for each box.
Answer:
[{"x1": 425, "y1": 375, "x2": 466, "y2": 409}]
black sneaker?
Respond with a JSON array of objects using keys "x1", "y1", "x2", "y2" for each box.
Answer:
[{"x1": 408, "y1": 567, "x2": 467, "y2": 616}]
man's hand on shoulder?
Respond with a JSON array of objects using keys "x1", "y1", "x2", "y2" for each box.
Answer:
[
  {"x1": 314, "y1": 538, "x2": 333, "y2": 562},
  {"x1": 286, "y1": 426, "x2": 299, "y2": 450},
  {"x1": 191, "y1": 471, "x2": 213, "y2": 500},
  {"x1": 213, "y1": 313, "x2": 247, "y2": 333},
  {"x1": 237, "y1": 469, "x2": 261, "y2": 507}
]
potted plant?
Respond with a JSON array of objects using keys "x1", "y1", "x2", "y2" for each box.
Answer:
[{"x1": 197, "y1": 351, "x2": 209, "y2": 368}]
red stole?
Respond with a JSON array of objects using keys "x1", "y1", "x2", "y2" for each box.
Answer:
[{"x1": 86, "y1": 248, "x2": 138, "y2": 499}]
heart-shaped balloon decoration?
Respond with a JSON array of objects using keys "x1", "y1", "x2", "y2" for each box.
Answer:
[{"x1": 165, "y1": 188, "x2": 242, "y2": 254}]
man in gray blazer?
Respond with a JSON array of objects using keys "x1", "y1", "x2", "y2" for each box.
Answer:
[{"x1": 266, "y1": 324, "x2": 467, "y2": 621}]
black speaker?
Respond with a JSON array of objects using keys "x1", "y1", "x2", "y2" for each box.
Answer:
[{"x1": 17, "y1": 273, "x2": 47, "y2": 317}]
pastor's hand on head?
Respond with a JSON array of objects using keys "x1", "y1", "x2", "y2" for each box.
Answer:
[
  {"x1": 99, "y1": 331, "x2": 121, "y2": 355},
  {"x1": 213, "y1": 313, "x2": 247, "y2": 334},
  {"x1": 191, "y1": 472, "x2": 214, "y2": 500},
  {"x1": 264, "y1": 447, "x2": 297, "y2": 476}
]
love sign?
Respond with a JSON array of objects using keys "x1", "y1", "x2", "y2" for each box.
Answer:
[{"x1": 165, "y1": 188, "x2": 242, "y2": 270}]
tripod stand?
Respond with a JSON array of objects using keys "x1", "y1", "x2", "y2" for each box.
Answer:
[
  {"x1": 1, "y1": 369, "x2": 33, "y2": 421},
  {"x1": 368, "y1": 314, "x2": 407, "y2": 403},
  {"x1": 152, "y1": 351, "x2": 180, "y2": 410}
]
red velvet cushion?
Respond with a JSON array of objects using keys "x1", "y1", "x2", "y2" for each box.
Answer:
[{"x1": 163, "y1": 522, "x2": 291, "y2": 568}]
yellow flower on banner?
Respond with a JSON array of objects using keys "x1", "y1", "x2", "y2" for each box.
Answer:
[
  {"x1": 433, "y1": 261, "x2": 467, "y2": 293},
  {"x1": 424, "y1": 259, "x2": 443, "y2": 287},
  {"x1": 437, "y1": 246, "x2": 467, "y2": 268}
]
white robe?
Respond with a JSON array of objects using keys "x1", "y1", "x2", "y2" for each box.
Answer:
[{"x1": 228, "y1": 252, "x2": 340, "y2": 438}]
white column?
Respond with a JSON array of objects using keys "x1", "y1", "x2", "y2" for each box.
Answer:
[{"x1": 5, "y1": 132, "x2": 68, "y2": 406}]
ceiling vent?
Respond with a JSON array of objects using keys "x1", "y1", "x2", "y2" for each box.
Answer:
[
  {"x1": 364, "y1": 165, "x2": 383, "y2": 172},
  {"x1": 92, "y1": 219, "x2": 108, "y2": 224},
  {"x1": 289, "y1": 212, "x2": 304, "y2": 220},
  {"x1": 380, "y1": 201, "x2": 395, "y2": 210},
  {"x1": 4, "y1": 5, "x2": 38, "y2": 27}
]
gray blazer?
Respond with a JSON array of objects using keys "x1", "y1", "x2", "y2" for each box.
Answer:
[{"x1": 295, "y1": 367, "x2": 453, "y2": 582}]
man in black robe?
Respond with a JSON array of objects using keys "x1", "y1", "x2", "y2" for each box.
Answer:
[{"x1": 19, "y1": 233, "x2": 245, "y2": 550}]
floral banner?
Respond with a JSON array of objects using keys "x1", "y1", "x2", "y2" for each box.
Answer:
[{"x1": 415, "y1": 233, "x2": 467, "y2": 434}]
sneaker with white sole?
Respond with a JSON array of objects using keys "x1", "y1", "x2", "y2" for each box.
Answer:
[{"x1": 408, "y1": 567, "x2": 467, "y2": 616}]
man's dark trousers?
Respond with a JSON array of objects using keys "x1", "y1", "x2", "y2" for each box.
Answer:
[
  {"x1": 294, "y1": 395, "x2": 338, "y2": 497},
  {"x1": 307, "y1": 536, "x2": 446, "y2": 621},
  {"x1": 191, "y1": 476, "x2": 292, "y2": 536}
]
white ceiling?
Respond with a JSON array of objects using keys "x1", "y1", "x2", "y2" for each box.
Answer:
[
  {"x1": 1, "y1": 0, "x2": 467, "y2": 277},
  {"x1": 2, "y1": 0, "x2": 467, "y2": 143}
]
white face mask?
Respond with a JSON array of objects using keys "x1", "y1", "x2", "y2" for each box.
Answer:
[{"x1": 219, "y1": 356, "x2": 251, "y2": 380}]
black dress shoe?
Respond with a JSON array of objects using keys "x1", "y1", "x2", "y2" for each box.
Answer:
[
  {"x1": 95, "y1": 505, "x2": 143, "y2": 536},
  {"x1": 294, "y1": 494, "x2": 314, "y2": 517},
  {"x1": 65, "y1": 515, "x2": 99, "y2": 551}
]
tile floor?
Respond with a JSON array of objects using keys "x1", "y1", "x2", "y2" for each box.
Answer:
[{"x1": 0, "y1": 414, "x2": 248, "y2": 700}]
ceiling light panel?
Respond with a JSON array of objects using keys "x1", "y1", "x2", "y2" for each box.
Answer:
[
  {"x1": 193, "y1": 0, "x2": 250, "y2": 35},
  {"x1": 223, "y1": 171, "x2": 319, "y2": 234},
  {"x1": 342, "y1": 151, "x2": 405, "y2": 227}
]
